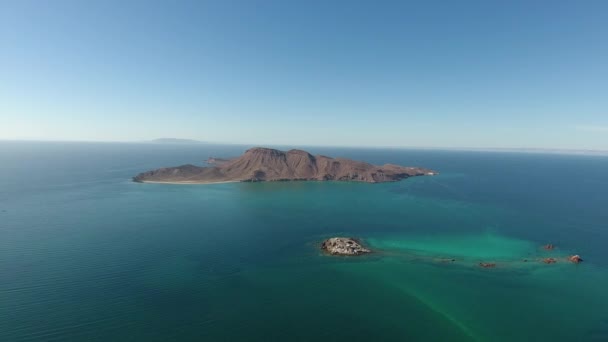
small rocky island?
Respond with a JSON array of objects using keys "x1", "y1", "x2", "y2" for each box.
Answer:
[
  {"x1": 321, "y1": 237, "x2": 371, "y2": 256},
  {"x1": 134, "y1": 147, "x2": 436, "y2": 184}
]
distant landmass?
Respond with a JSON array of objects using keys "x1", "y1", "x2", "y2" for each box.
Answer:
[
  {"x1": 147, "y1": 138, "x2": 205, "y2": 144},
  {"x1": 133, "y1": 147, "x2": 436, "y2": 184}
]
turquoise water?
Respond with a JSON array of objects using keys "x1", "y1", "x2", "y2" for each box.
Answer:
[{"x1": 1, "y1": 142, "x2": 608, "y2": 341}]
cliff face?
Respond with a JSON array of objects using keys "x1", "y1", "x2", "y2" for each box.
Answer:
[{"x1": 133, "y1": 147, "x2": 436, "y2": 183}]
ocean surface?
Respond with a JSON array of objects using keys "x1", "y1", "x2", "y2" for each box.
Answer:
[{"x1": 1, "y1": 141, "x2": 608, "y2": 341}]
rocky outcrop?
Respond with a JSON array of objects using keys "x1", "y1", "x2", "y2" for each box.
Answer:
[
  {"x1": 321, "y1": 237, "x2": 371, "y2": 256},
  {"x1": 569, "y1": 255, "x2": 583, "y2": 263},
  {"x1": 134, "y1": 147, "x2": 437, "y2": 184}
]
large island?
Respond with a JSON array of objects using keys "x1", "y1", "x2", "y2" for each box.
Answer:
[{"x1": 133, "y1": 147, "x2": 436, "y2": 184}]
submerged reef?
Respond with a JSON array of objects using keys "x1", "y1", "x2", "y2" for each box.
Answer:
[{"x1": 328, "y1": 236, "x2": 585, "y2": 269}]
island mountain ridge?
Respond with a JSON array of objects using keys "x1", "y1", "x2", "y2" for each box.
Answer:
[{"x1": 133, "y1": 147, "x2": 436, "y2": 184}]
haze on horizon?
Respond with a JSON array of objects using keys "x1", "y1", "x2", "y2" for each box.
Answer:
[{"x1": 1, "y1": 1, "x2": 607, "y2": 150}]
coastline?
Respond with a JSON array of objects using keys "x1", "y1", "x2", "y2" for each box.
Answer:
[{"x1": 137, "y1": 180, "x2": 240, "y2": 185}]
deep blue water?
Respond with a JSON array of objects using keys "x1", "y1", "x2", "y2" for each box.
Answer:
[{"x1": 1, "y1": 142, "x2": 607, "y2": 341}]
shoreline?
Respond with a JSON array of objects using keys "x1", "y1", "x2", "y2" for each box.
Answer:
[
  {"x1": 134, "y1": 177, "x2": 427, "y2": 185},
  {"x1": 137, "y1": 180, "x2": 240, "y2": 185}
]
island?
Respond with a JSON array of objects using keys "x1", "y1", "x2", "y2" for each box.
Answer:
[
  {"x1": 133, "y1": 147, "x2": 437, "y2": 184},
  {"x1": 321, "y1": 237, "x2": 371, "y2": 256}
]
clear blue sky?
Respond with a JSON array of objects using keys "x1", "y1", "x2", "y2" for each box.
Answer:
[{"x1": 1, "y1": 0, "x2": 607, "y2": 149}]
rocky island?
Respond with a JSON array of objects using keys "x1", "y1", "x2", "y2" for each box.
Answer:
[
  {"x1": 133, "y1": 147, "x2": 436, "y2": 184},
  {"x1": 321, "y1": 237, "x2": 371, "y2": 256}
]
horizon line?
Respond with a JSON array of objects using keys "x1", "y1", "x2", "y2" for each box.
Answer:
[{"x1": 1, "y1": 138, "x2": 608, "y2": 156}]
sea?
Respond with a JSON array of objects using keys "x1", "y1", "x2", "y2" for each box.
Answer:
[{"x1": 1, "y1": 141, "x2": 607, "y2": 341}]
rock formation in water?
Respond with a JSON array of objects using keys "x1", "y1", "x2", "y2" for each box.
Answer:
[
  {"x1": 569, "y1": 255, "x2": 583, "y2": 263},
  {"x1": 133, "y1": 147, "x2": 436, "y2": 184},
  {"x1": 321, "y1": 237, "x2": 371, "y2": 256}
]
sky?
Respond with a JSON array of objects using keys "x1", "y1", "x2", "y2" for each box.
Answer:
[{"x1": 1, "y1": 0, "x2": 607, "y2": 149}]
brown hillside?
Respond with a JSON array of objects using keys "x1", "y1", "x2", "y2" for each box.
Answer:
[{"x1": 133, "y1": 147, "x2": 436, "y2": 184}]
